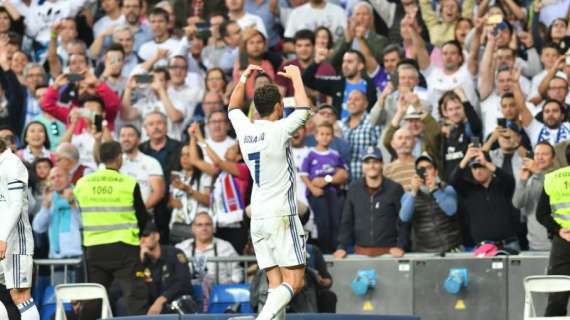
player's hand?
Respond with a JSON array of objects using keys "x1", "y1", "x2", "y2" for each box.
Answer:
[
  {"x1": 333, "y1": 249, "x2": 347, "y2": 259},
  {"x1": 277, "y1": 64, "x2": 301, "y2": 81},
  {"x1": 560, "y1": 228, "x2": 570, "y2": 242},
  {"x1": 389, "y1": 247, "x2": 405, "y2": 258},
  {"x1": 0, "y1": 240, "x2": 6, "y2": 260}
]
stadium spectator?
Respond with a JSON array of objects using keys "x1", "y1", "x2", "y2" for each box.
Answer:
[
  {"x1": 138, "y1": 8, "x2": 181, "y2": 63},
  {"x1": 54, "y1": 142, "x2": 92, "y2": 184},
  {"x1": 233, "y1": 28, "x2": 275, "y2": 99},
  {"x1": 513, "y1": 141, "x2": 555, "y2": 251},
  {"x1": 93, "y1": 0, "x2": 124, "y2": 39},
  {"x1": 97, "y1": 44, "x2": 127, "y2": 95},
  {"x1": 418, "y1": 0, "x2": 473, "y2": 48},
  {"x1": 32, "y1": 166, "x2": 82, "y2": 259},
  {"x1": 303, "y1": 48, "x2": 377, "y2": 119},
  {"x1": 191, "y1": 122, "x2": 249, "y2": 253},
  {"x1": 167, "y1": 142, "x2": 211, "y2": 244},
  {"x1": 335, "y1": 147, "x2": 406, "y2": 258},
  {"x1": 16, "y1": 121, "x2": 54, "y2": 164},
  {"x1": 301, "y1": 122, "x2": 349, "y2": 254},
  {"x1": 368, "y1": 44, "x2": 404, "y2": 92},
  {"x1": 284, "y1": 0, "x2": 346, "y2": 42},
  {"x1": 369, "y1": 0, "x2": 429, "y2": 44},
  {"x1": 122, "y1": 67, "x2": 185, "y2": 139},
  {"x1": 330, "y1": 2, "x2": 389, "y2": 73},
  {"x1": 217, "y1": 20, "x2": 242, "y2": 74},
  {"x1": 305, "y1": 104, "x2": 351, "y2": 164},
  {"x1": 383, "y1": 127, "x2": 416, "y2": 191},
  {"x1": 450, "y1": 146, "x2": 520, "y2": 250},
  {"x1": 139, "y1": 111, "x2": 183, "y2": 242},
  {"x1": 201, "y1": 110, "x2": 236, "y2": 165},
  {"x1": 399, "y1": 153, "x2": 462, "y2": 253},
  {"x1": 339, "y1": 90, "x2": 380, "y2": 181},
  {"x1": 119, "y1": 125, "x2": 165, "y2": 215},
  {"x1": 275, "y1": 29, "x2": 336, "y2": 104},
  {"x1": 176, "y1": 212, "x2": 244, "y2": 284},
  {"x1": 109, "y1": 27, "x2": 142, "y2": 78},
  {"x1": 61, "y1": 96, "x2": 112, "y2": 170},
  {"x1": 244, "y1": 0, "x2": 281, "y2": 48},
  {"x1": 226, "y1": 0, "x2": 267, "y2": 38},
  {"x1": 140, "y1": 222, "x2": 193, "y2": 315},
  {"x1": 41, "y1": 70, "x2": 121, "y2": 132},
  {"x1": 484, "y1": 124, "x2": 527, "y2": 178},
  {"x1": 439, "y1": 90, "x2": 482, "y2": 178},
  {"x1": 383, "y1": 99, "x2": 441, "y2": 166},
  {"x1": 122, "y1": 0, "x2": 152, "y2": 52}
]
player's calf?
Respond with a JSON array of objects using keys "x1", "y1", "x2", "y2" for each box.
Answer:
[
  {"x1": 281, "y1": 265, "x2": 305, "y2": 295},
  {"x1": 10, "y1": 288, "x2": 39, "y2": 320}
]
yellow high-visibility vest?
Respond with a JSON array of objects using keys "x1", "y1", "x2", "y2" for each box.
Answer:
[
  {"x1": 544, "y1": 166, "x2": 570, "y2": 229},
  {"x1": 74, "y1": 168, "x2": 139, "y2": 247}
]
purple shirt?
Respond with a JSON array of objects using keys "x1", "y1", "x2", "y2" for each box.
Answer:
[{"x1": 300, "y1": 148, "x2": 347, "y2": 191}]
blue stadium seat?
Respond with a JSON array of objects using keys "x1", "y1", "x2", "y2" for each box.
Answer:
[{"x1": 207, "y1": 284, "x2": 252, "y2": 314}]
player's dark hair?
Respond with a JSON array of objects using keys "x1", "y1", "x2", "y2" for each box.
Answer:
[
  {"x1": 99, "y1": 141, "x2": 122, "y2": 164},
  {"x1": 254, "y1": 84, "x2": 282, "y2": 118}
]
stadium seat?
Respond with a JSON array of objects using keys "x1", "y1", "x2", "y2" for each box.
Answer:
[
  {"x1": 54, "y1": 283, "x2": 112, "y2": 320},
  {"x1": 523, "y1": 275, "x2": 570, "y2": 319},
  {"x1": 207, "y1": 284, "x2": 253, "y2": 314}
]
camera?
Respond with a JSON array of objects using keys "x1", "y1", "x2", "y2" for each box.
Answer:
[{"x1": 416, "y1": 167, "x2": 427, "y2": 180}]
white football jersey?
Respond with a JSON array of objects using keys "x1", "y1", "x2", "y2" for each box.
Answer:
[
  {"x1": 0, "y1": 149, "x2": 34, "y2": 255},
  {"x1": 229, "y1": 108, "x2": 310, "y2": 219}
]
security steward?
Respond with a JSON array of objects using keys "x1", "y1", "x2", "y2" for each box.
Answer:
[
  {"x1": 140, "y1": 222, "x2": 194, "y2": 314},
  {"x1": 537, "y1": 153, "x2": 570, "y2": 316},
  {"x1": 74, "y1": 141, "x2": 148, "y2": 318}
]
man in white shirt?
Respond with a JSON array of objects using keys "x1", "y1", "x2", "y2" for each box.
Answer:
[
  {"x1": 202, "y1": 110, "x2": 235, "y2": 163},
  {"x1": 93, "y1": 0, "x2": 125, "y2": 38},
  {"x1": 119, "y1": 125, "x2": 165, "y2": 214},
  {"x1": 138, "y1": 8, "x2": 181, "y2": 64},
  {"x1": 175, "y1": 212, "x2": 243, "y2": 284},
  {"x1": 226, "y1": 0, "x2": 267, "y2": 38},
  {"x1": 420, "y1": 40, "x2": 478, "y2": 121},
  {"x1": 284, "y1": 0, "x2": 347, "y2": 41},
  {"x1": 167, "y1": 56, "x2": 204, "y2": 122}
]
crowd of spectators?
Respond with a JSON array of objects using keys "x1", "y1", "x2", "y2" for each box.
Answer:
[{"x1": 3, "y1": 0, "x2": 570, "y2": 314}]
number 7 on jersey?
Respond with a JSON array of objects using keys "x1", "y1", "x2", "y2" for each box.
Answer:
[{"x1": 248, "y1": 152, "x2": 261, "y2": 186}]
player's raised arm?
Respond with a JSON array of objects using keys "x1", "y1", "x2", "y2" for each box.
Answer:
[
  {"x1": 278, "y1": 65, "x2": 311, "y2": 108},
  {"x1": 228, "y1": 65, "x2": 264, "y2": 111}
]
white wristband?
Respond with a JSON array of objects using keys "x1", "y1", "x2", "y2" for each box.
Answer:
[{"x1": 240, "y1": 74, "x2": 248, "y2": 84}]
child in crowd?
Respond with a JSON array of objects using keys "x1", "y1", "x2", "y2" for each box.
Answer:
[{"x1": 301, "y1": 122, "x2": 349, "y2": 253}]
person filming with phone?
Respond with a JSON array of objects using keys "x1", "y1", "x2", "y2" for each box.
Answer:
[
  {"x1": 399, "y1": 153, "x2": 462, "y2": 253},
  {"x1": 449, "y1": 143, "x2": 520, "y2": 251}
]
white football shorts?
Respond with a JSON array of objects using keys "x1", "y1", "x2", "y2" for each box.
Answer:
[
  {"x1": 2, "y1": 254, "x2": 33, "y2": 289},
  {"x1": 250, "y1": 214, "x2": 306, "y2": 270}
]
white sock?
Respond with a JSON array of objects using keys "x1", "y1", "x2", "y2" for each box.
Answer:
[
  {"x1": 257, "y1": 283, "x2": 293, "y2": 320},
  {"x1": 17, "y1": 298, "x2": 39, "y2": 320}
]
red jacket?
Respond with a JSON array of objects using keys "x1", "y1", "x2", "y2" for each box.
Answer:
[{"x1": 41, "y1": 82, "x2": 121, "y2": 133}]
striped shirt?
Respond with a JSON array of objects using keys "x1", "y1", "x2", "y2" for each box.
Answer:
[
  {"x1": 340, "y1": 113, "x2": 381, "y2": 181},
  {"x1": 383, "y1": 159, "x2": 416, "y2": 192}
]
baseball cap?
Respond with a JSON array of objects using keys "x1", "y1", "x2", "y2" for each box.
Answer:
[
  {"x1": 403, "y1": 106, "x2": 422, "y2": 121},
  {"x1": 360, "y1": 146, "x2": 383, "y2": 161},
  {"x1": 415, "y1": 152, "x2": 436, "y2": 169},
  {"x1": 140, "y1": 222, "x2": 159, "y2": 237}
]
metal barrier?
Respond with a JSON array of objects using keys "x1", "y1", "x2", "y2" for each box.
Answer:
[
  {"x1": 34, "y1": 258, "x2": 83, "y2": 286},
  {"x1": 34, "y1": 253, "x2": 562, "y2": 319}
]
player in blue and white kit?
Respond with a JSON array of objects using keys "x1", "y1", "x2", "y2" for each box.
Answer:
[
  {"x1": 0, "y1": 137, "x2": 40, "y2": 320},
  {"x1": 228, "y1": 64, "x2": 311, "y2": 320}
]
